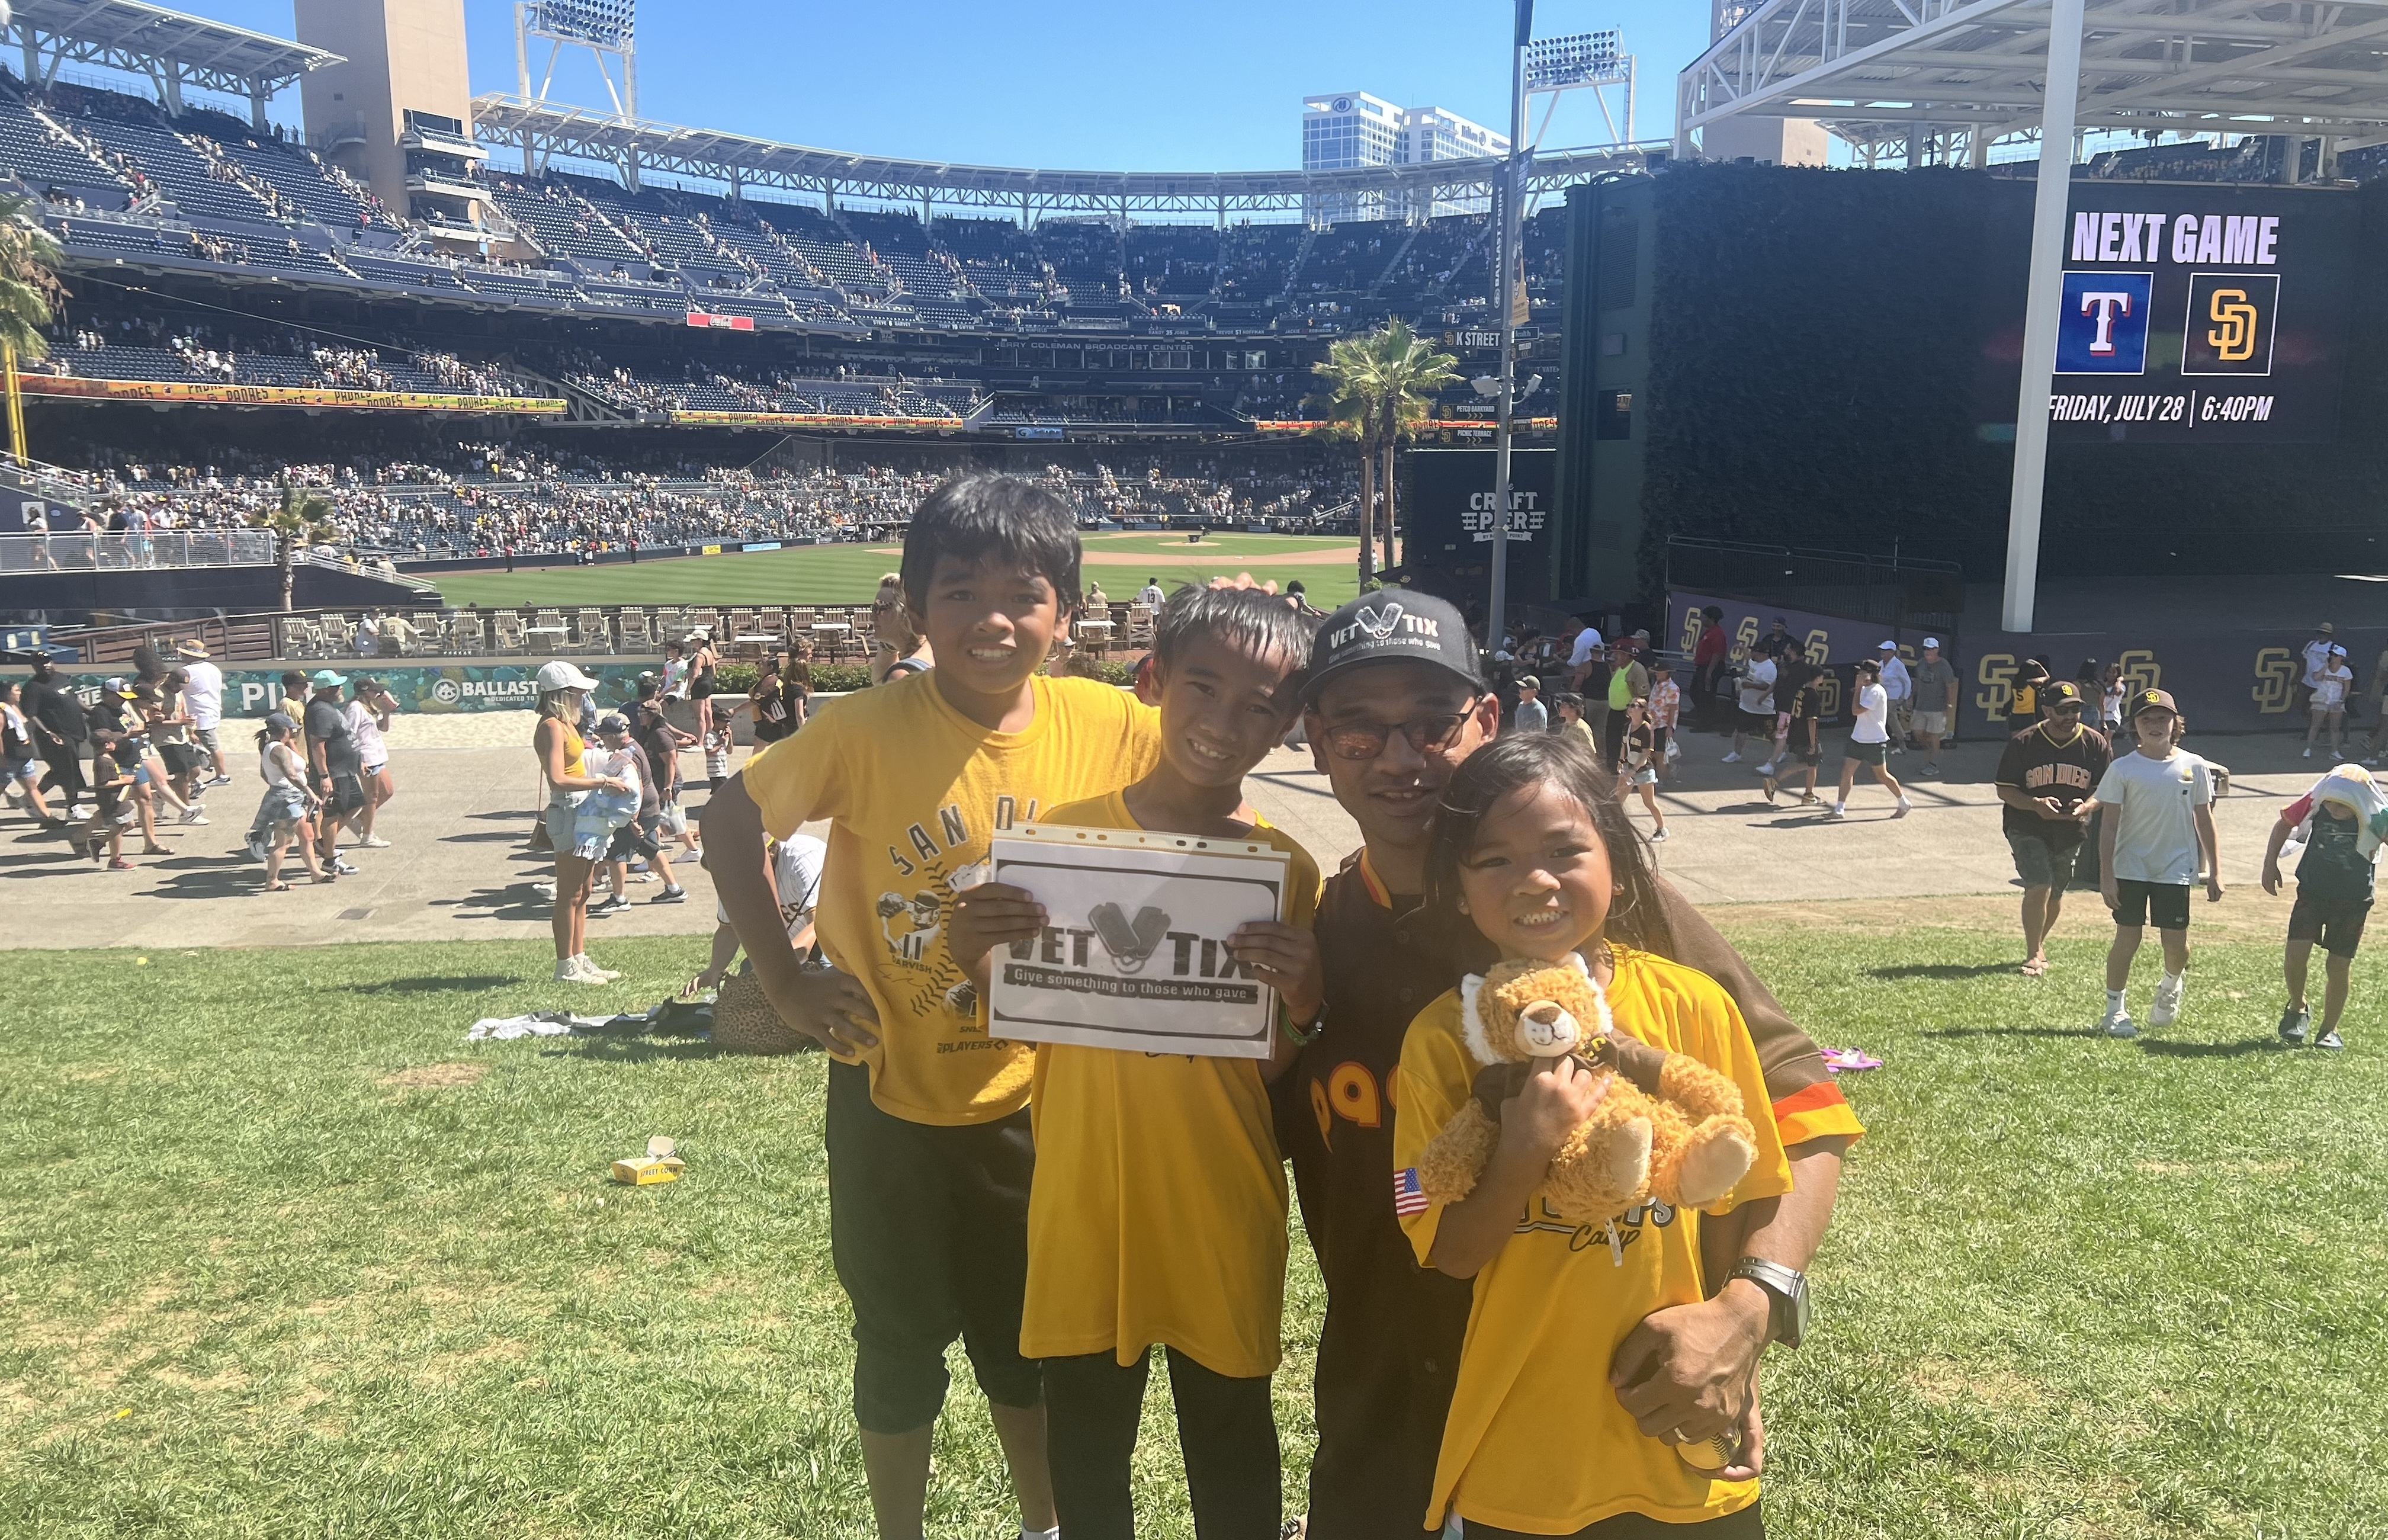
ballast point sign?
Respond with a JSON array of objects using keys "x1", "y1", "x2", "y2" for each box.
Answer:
[{"x1": 2033, "y1": 184, "x2": 2355, "y2": 444}]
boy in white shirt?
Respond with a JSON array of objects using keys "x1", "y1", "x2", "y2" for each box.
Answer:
[
  {"x1": 1831, "y1": 658, "x2": 1911, "y2": 819},
  {"x1": 2094, "y1": 690, "x2": 2222, "y2": 1038},
  {"x1": 1727, "y1": 643, "x2": 1776, "y2": 763}
]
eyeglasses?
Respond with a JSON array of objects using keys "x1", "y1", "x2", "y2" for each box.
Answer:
[{"x1": 1323, "y1": 697, "x2": 1485, "y2": 761}]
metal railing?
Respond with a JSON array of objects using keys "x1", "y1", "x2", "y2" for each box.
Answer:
[{"x1": 0, "y1": 530, "x2": 278, "y2": 573}]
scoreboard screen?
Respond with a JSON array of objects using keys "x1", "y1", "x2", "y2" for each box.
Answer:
[
  {"x1": 1403, "y1": 448, "x2": 1558, "y2": 606},
  {"x1": 1986, "y1": 182, "x2": 2357, "y2": 444}
]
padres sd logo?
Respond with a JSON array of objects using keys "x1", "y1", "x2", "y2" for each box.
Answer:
[
  {"x1": 2182, "y1": 273, "x2": 2280, "y2": 376},
  {"x1": 2250, "y1": 647, "x2": 2298, "y2": 714}
]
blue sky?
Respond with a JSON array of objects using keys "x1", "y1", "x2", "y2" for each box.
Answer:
[{"x1": 178, "y1": 1, "x2": 1713, "y2": 169}]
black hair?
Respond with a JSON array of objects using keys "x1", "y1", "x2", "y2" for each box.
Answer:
[
  {"x1": 1416, "y1": 731, "x2": 1673, "y2": 977},
  {"x1": 1151, "y1": 584, "x2": 1315, "y2": 689},
  {"x1": 1856, "y1": 658, "x2": 1880, "y2": 679},
  {"x1": 900, "y1": 474, "x2": 1082, "y2": 612},
  {"x1": 281, "y1": 669, "x2": 307, "y2": 691},
  {"x1": 2076, "y1": 656, "x2": 2102, "y2": 684}
]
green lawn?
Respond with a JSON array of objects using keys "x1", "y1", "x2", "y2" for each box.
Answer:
[
  {"x1": 431, "y1": 536, "x2": 1367, "y2": 612},
  {"x1": 5, "y1": 925, "x2": 2383, "y2": 1537}
]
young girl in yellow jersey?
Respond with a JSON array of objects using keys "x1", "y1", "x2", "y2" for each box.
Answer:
[
  {"x1": 949, "y1": 585, "x2": 1325, "y2": 1540},
  {"x1": 1391, "y1": 732, "x2": 1790, "y2": 1538}
]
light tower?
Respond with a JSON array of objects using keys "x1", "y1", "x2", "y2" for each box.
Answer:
[
  {"x1": 515, "y1": 0, "x2": 637, "y2": 118},
  {"x1": 1522, "y1": 30, "x2": 1637, "y2": 149}
]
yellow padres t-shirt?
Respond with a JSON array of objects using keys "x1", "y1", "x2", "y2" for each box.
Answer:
[
  {"x1": 1392, "y1": 947, "x2": 1792, "y2": 1534},
  {"x1": 1019, "y1": 792, "x2": 1320, "y2": 1379},
  {"x1": 744, "y1": 672, "x2": 1159, "y2": 1125}
]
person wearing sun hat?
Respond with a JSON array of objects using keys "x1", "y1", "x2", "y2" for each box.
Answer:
[
  {"x1": 531, "y1": 659, "x2": 632, "y2": 984},
  {"x1": 174, "y1": 638, "x2": 229, "y2": 786}
]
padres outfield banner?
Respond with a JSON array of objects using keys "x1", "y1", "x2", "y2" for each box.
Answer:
[
  {"x1": 1984, "y1": 183, "x2": 2357, "y2": 444},
  {"x1": 216, "y1": 664, "x2": 656, "y2": 717},
  {"x1": 17, "y1": 377, "x2": 569, "y2": 415},
  {"x1": 984, "y1": 823, "x2": 1294, "y2": 1060}
]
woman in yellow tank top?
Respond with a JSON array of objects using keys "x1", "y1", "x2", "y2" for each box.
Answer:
[{"x1": 532, "y1": 660, "x2": 629, "y2": 984}]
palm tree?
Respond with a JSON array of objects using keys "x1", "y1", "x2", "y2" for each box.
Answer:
[
  {"x1": 1309, "y1": 320, "x2": 1460, "y2": 586},
  {"x1": 1361, "y1": 319, "x2": 1460, "y2": 574},
  {"x1": 250, "y1": 482, "x2": 331, "y2": 612},
  {"x1": 0, "y1": 193, "x2": 64, "y2": 364}
]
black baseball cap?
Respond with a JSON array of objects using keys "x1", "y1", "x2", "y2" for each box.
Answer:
[
  {"x1": 2130, "y1": 688, "x2": 2178, "y2": 718},
  {"x1": 1302, "y1": 589, "x2": 1484, "y2": 703},
  {"x1": 595, "y1": 713, "x2": 630, "y2": 734},
  {"x1": 2044, "y1": 681, "x2": 2084, "y2": 707}
]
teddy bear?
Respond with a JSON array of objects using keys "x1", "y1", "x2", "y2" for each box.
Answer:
[{"x1": 1413, "y1": 953, "x2": 1760, "y2": 1225}]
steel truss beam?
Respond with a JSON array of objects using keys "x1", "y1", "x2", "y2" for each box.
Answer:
[
  {"x1": 1680, "y1": 0, "x2": 2388, "y2": 154},
  {"x1": 7, "y1": 0, "x2": 338, "y2": 108},
  {"x1": 473, "y1": 95, "x2": 1655, "y2": 218}
]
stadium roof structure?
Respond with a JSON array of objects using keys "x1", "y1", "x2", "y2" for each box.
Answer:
[
  {"x1": 471, "y1": 94, "x2": 1657, "y2": 217},
  {"x1": 5, "y1": 0, "x2": 342, "y2": 126},
  {"x1": 1678, "y1": 0, "x2": 2388, "y2": 165}
]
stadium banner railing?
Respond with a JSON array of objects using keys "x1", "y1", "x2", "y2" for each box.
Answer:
[
  {"x1": 1, "y1": 530, "x2": 278, "y2": 572},
  {"x1": 49, "y1": 599, "x2": 1154, "y2": 669},
  {"x1": 17, "y1": 377, "x2": 570, "y2": 415}
]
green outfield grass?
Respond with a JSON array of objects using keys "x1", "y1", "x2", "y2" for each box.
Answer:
[
  {"x1": 6, "y1": 923, "x2": 2381, "y2": 1538},
  {"x1": 431, "y1": 535, "x2": 1368, "y2": 612}
]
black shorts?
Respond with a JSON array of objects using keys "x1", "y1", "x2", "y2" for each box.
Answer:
[
  {"x1": 326, "y1": 773, "x2": 367, "y2": 816},
  {"x1": 1739, "y1": 707, "x2": 1774, "y2": 732},
  {"x1": 2288, "y1": 892, "x2": 2372, "y2": 958},
  {"x1": 825, "y1": 1059, "x2": 1042, "y2": 1433},
  {"x1": 2110, "y1": 878, "x2": 2191, "y2": 931},
  {"x1": 1844, "y1": 739, "x2": 1888, "y2": 769}
]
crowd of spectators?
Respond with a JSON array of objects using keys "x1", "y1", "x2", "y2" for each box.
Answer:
[{"x1": 33, "y1": 444, "x2": 1358, "y2": 558}]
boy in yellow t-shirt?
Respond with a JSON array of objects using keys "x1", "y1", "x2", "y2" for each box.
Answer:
[
  {"x1": 709, "y1": 475, "x2": 1160, "y2": 1540},
  {"x1": 948, "y1": 585, "x2": 1325, "y2": 1539}
]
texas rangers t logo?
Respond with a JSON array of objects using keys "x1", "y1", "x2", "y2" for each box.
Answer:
[{"x1": 2055, "y1": 271, "x2": 2153, "y2": 375}]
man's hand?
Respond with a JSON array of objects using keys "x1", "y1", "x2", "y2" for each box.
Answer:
[
  {"x1": 753, "y1": 960, "x2": 880, "y2": 1056},
  {"x1": 1717, "y1": 1377, "x2": 1766, "y2": 1482},
  {"x1": 2100, "y1": 875, "x2": 2120, "y2": 911},
  {"x1": 1227, "y1": 919, "x2": 1323, "y2": 1025},
  {"x1": 1610, "y1": 1282, "x2": 1770, "y2": 1445},
  {"x1": 944, "y1": 881, "x2": 1045, "y2": 989},
  {"x1": 681, "y1": 966, "x2": 726, "y2": 998},
  {"x1": 1495, "y1": 1058, "x2": 1609, "y2": 1171},
  {"x1": 2208, "y1": 872, "x2": 2227, "y2": 902},
  {"x1": 2261, "y1": 862, "x2": 2283, "y2": 897},
  {"x1": 2034, "y1": 796, "x2": 2069, "y2": 822}
]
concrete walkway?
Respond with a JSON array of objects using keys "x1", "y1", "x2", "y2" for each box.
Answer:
[{"x1": 0, "y1": 710, "x2": 2342, "y2": 950}]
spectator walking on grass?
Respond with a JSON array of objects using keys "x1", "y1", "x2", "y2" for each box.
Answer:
[
  {"x1": 1908, "y1": 639, "x2": 1958, "y2": 775},
  {"x1": 2262, "y1": 763, "x2": 2384, "y2": 1052},
  {"x1": 533, "y1": 660, "x2": 633, "y2": 985},
  {"x1": 1994, "y1": 681, "x2": 2109, "y2": 977},
  {"x1": 2095, "y1": 689, "x2": 2221, "y2": 1038},
  {"x1": 1831, "y1": 658, "x2": 1912, "y2": 822}
]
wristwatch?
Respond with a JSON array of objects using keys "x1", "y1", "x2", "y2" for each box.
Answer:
[{"x1": 1727, "y1": 1257, "x2": 1809, "y2": 1349}]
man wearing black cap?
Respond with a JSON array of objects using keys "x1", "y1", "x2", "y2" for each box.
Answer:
[
  {"x1": 1994, "y1": 679, "x2": 2111, "y2": 977},
  {"x1": 1283, "y1": 589, "x2": 1864, "y2": 1539}
]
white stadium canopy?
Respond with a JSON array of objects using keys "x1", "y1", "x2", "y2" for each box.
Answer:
[
  {"x1": 6, "y1": 0, "x2": 342, "y2": 127},
  {"x1": 1678, "y1": 0, "x2": 2388, "y2": 167},
  {"x1": 471, "y1": 93, "x2": 1661, "y2": 219}
]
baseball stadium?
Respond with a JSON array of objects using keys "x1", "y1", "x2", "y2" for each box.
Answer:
[{"x1": 6, "y1": 1, "x2": 2388, "y2": 1537}]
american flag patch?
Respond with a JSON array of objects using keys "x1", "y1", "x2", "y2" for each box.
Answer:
[{"x1": 1394, "y1": 1167, "x2": 1429, "y2": 1217}]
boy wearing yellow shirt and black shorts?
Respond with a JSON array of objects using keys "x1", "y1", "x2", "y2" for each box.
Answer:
[
  {"x1": 949, "y1": 585, "x2": 1325, "y2": 1540},
  {"x1": 709, "y1": 475, "x2": 1162, "y2": 1540}
]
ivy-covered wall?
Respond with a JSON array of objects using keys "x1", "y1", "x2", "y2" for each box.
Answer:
[{"x1": 1636, "y1": 163, "x2": 2388, "y2": 593}]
